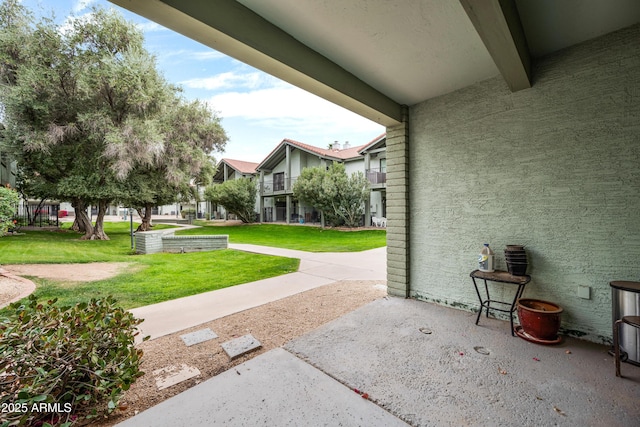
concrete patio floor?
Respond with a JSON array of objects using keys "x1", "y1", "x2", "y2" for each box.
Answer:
[{"x1": 119, "y1": 296, "x2": 640, "y2": 426}]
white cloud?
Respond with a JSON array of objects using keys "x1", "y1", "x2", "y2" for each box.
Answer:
[
  {"x1": 135, "y1": 21, "x2": 166, "y2": 33},
  {"x1": 208, "y1": 83, "x2": 384, "y2": 137},
  {"x1": 73, "y1": 0, "x2": 96, "y2": 13},
  {"x1": 181, "y1": 72, "x2": 266, "y2": 91},
  {"x1": 153, "y1": 49, "x2": 226, "y2": 64},
  {"x1": 189, "y1": 51, "x2": 226, "y2": 61}
]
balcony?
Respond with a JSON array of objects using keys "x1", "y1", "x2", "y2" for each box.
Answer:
[
  {"x1": 366, "y1": 168, "x2": 386, "y2": 187},
  {"x1": 260, "y1": 177, "x2": 297, "y2": 196}
]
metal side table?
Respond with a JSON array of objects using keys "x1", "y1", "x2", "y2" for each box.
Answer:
[{"x1": 471, "y1": 269, "x2": 531, "y2": 336}]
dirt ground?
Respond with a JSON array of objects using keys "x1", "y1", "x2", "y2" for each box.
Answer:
[
  {"x1": 0, "y1": 263, "x2": 386, "y2": 426},
  {"x1": 2, "y1": 262, "x2": 135, "y2": 282}
]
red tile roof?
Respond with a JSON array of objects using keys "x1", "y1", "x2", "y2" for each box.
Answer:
[
  {"x1": 256, "y1": 136, "x2": 384, "y2": 171},
  {"x1": 283, "y1": 138, "x2": 367, "y2": 160},
  {"x1": 222, "y1": 158, "x2": 259, "y2": 174}
]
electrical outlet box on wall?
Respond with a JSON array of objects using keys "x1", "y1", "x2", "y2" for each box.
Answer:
[{"x1": 577, "y1": 285, "x2": 591, "y2": 300}]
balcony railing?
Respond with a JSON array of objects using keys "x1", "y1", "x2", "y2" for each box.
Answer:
[
  {"x1": 260, "y1": 177, "x2": 298, "y2": 195},
  {"x1": 366, "y1": 168, "x2": 386, "y2": 185}
]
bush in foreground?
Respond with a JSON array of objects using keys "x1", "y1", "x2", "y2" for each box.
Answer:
[{"x1": 0, "y1": 296, "x2": 145, "y2": 426}]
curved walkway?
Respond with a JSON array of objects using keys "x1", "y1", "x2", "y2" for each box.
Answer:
[
  {"x1": 129, "y1": 244, "x2": 386, "y2": 341},
  {"x1": 0, "y1": 268, "x2": 36, "y2": 309}
]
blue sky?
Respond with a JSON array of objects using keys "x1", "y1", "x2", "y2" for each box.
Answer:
[{"x1": 22, "y1": 0, "x2": 385, "y2": 163}]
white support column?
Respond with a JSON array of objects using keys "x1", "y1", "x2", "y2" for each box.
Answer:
[
  {"x1": 364, "y1": 152, "x2": 371, "y2": 226},
  {"x1": 365, "y1": 193, "x2": 371, "y2": 227},
  {"x1": 286, "y1": 195, "x2": 291, "y2": 224},
  {"x1": 259, "y1": 170, "x2": 264, "y2": 222}
]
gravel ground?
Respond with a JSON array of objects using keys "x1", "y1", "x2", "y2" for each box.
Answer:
[{"x1": 92, "y1": 280, "x2": 386, "y2": 426}]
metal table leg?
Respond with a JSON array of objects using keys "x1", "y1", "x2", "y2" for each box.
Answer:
[{"x1": 472, "y1": 277, "x2": 484, "y2": 325}]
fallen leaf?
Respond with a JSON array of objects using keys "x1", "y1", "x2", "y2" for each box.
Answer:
[
  {"x1": 354, "y1": 388, "x2": 360, "y2": 394},
  {"x1": 362, "y1": 393, "x2": 369, "y2": 399},
  {"x1": 459, "y1": 352, "x2": 464, "y2": 356},
  {"x1": 536, "y1": 396, "x2": 544, "y2": 401},
  {"x1": 533, "y1": 357, "x2": 540, "y2": 361},
  {"x1": 553, "y1": 406, "x2": 566, "y2": 416},
  {"x1": 498, "y1": 368, "x2": 507, "y2": 375}
]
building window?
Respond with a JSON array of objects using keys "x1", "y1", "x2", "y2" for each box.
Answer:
[{"x1": 274, "y1": 172, "x2": 285, "y2": 191}]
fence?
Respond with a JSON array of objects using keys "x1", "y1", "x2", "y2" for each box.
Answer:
[
  {"x1": 262, "y1": 206, "x2": 320, "y2": 224},
  {"x1": 14, "y1": 200, "x2": 63, "y2": 228}
]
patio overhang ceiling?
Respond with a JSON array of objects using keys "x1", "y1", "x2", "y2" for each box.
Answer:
[
  {"x1": 212, "y1": 161, "x2": 229, "y2": 182},
  {"x1": 110, "y1": 0, "x2": 640, "y2": 127},
  {"x1": 256, "y1": 140, "x2": 287, "y2": 172}
]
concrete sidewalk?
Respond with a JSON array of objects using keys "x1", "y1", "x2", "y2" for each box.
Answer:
[
  {"x1": 120, "y1": 297, "x2": 640, "y2": 427},
  {"x1": 117, "y1": 347, "x2": 408, "y2": 427},
  {"x1": 130, "y1": 245, "x2": 386, "y2": 340}
]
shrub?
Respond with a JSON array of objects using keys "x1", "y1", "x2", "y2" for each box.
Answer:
[
  {"x1": 0, "y1": 187, "x2": 20, "y2": 236},
  {"x1": 180, "y1": 208, "x2": 196, "y2": 219},
  {"x1": 293, "y1": 163, "x2": 369, "y2": 227},
  {"x1": 0, "y1": 296, "x2": 146, "y2": 427},
  {"x1": 205, "y1": 178, "x2": 257, "y2": 223}
]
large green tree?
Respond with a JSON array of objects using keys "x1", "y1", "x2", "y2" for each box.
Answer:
[
  {"x1": 0, "y1": 1, "x2": 226, "y2": 239},
  {"x1": 293, "y1": 162, "x2": 369, "y2": 227},
  {"x1": 120, "y1": 98, "x2": 224, "y2": 232}
]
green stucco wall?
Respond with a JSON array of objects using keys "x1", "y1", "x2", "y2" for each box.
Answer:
[{"x1": 408, "y1": 25, "x2": 640, "y2": 343}]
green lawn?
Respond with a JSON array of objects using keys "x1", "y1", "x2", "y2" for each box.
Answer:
[
  {"x1": 0, "y1": 221, "x2": 384, "y2": 310},
  {"x1": 0, "y1": 222, "x2": 298, "y2": 309},
  {"x1": 179, "y1": 223, "x2": 387, "y2": 252},
  {"x1": 24, "y1": 250, "x2": 298, "y2": 309},
  {"x1": 0, "y1": 222, "x2": 169, "y2": 264}
]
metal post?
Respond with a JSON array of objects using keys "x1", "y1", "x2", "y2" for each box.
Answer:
[{"x1": 129, "y1": 208, "x2": 134, "y2": 250}]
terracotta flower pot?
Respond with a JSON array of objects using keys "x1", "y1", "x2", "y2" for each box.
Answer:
[{"x1": 517, "y1": 298, "x2": 563, "y2": 341}]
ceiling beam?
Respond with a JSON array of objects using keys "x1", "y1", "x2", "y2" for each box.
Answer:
[
  {"x1": 459, "y1": 0, "x2": 531, "y2": 92},
  {"x1": 109, "y1": 0, "x2": 403, "y2": 126}
]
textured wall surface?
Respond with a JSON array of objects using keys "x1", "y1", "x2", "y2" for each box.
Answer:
[
  {"x1": 135, "y1": 229, "x2": 175, "y2": 254},
  {"x1": 135, "y1": 230, "x2": 228, "y2": 254},
  {"x1": 408, "y1": 25, "x2": 640, "y2": 342},
  {"x1": 161, "y1": 235, "x2": 229, "y2": 253},
  {"x1": 386, "y1": 109, "x2": 410, "y2": 297}
]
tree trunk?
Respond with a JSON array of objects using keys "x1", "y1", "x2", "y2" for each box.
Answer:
[
  {"x1": 72, "y1": 199, "x2": 93, "y2": 235},
  {"x1": 135, "y1": 204, "x2": 153, "y2": 232},
  {"x1": 82, "y1": 200, "x2": 109, "y2": 240}
]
